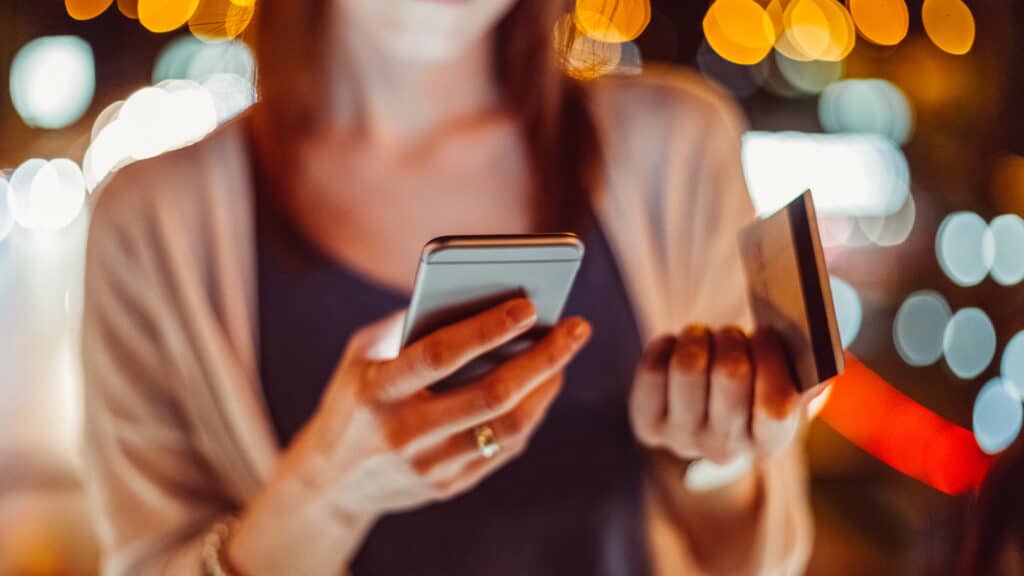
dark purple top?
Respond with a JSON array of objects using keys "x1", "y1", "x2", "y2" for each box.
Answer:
[{"x1": 256, "y1": 188, "x2": 650, "y2": 575}]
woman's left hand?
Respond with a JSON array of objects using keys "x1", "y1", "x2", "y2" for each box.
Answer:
[{"x1": 629, "y1": 325, "x2": 824, "y2": 466}]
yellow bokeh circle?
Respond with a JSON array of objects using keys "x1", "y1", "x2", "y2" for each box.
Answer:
[
  {"x1": 574, "y1": 0, "x2": 651, "y2": 43},
  {"x1": 922, "y1": 0, "x2": 975, "y2": 55},
  {"x1": 848, "y1": 0, "x2": 909, "y2": 46},
  {"x1": 703, "y1": 0, "x2": 776, "y2": 66},
  {"x1": 777, "y1": 0, "x2": 855, "y2": 62},
  {"x1": 66, "y1": 0, "x2": 114, "y2": 21},
  {"x1": 554, "y1": 13, "x2": 623, "y2": 79},
  {"x1": 117, "y1": 0, "x2": 139, "y2": 19},
  {"x1": 189, "y1": 0, "x2": 255, "y2": 41},
  {"x1": 139, "y1": 0, "x2": 201, "y2": 33}
]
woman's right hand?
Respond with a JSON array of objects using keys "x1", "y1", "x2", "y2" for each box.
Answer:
[{"x1": 228, "y1": 298, "x2": 591, "y2": 575}]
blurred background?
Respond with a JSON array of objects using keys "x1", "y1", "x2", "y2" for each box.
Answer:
[{"x1": 1, "y1": 0, "x2": 1023, "y2": 574}]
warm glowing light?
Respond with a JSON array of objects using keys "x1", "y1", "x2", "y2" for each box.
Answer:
[
  {"x1": 9, "y1": 159, "x2": 86, "y2": 231},
  {"x1": 973, "y1": 378, "x2": 1022, "y2": 455},
  {"x1": 894, "y1": 291, "x2": 951, "y2": 367},
  {"x1": 10, "y1": 36, "x2": 95, "y2": 130},
  {"x1": 776, "y1": 0, "x2": 855, "y2": 62},
  {"x1": 983, "y1": 215, "x2": 1024, "y2": 287},
  {"x1": 819, "y1": 79, "x2": 913, "y2": 144},
  {"x1": 118, "y1": 0, "x2": 139, "y2": 19},
  {"x1": 0, "y1": 179, "x2": 13, "y2": 243},
  {"x1": 937, "y1": 212, "x2": 989, "y2": 287},
  {"x1": 554, "y1": 14, "x2": 623, "y2": 80},
  {"x1": 188, "y1": 0, "x2": 255, "y2": 42},
  {"x1": 830, "y1": 275, "x2": 861, "y2": 348},
  {"x1": 702, "y1": 0, "x2": 776, "y2": 66},
  {"x1": 821, "y1": 354, "x2": 992, "y2": 494},
  {"x1": 139, "y1": 0, "x2": 201, "y2": 33},
  {"x1": 66, "y1": 0, "x2": 113, "y2": 20},
  {"x1": 943, "y1": 308, "x2": 996, "y2": 380},
  {"x1": 742, "y1": 131, "x2": 909, "y2": 216},
  {"x1": 1002, "y1": 332, "x2": 1024, "y2": 399},
  {"x1": 848, "y1": 0, "x2": 909, "y2": 46},
  {"x1": 922, "y1": 0, "x2": 975, "y2": 55},
  {"x1": 574, "y1": 0, "x2": 651, "y2": 43}
]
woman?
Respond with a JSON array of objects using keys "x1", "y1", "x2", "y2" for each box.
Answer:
[{"x1": 82, "y1": 1, "x2": 818, "y2": 574}]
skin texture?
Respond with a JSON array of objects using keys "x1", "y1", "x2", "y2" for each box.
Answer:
[{"x1": 230, "y1": 0, "x2": 821, "y2": 574}]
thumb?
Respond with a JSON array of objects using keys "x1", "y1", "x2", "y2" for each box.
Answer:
[{"x1": 347, "y1": 309, "x2": 407, "y2": 361}]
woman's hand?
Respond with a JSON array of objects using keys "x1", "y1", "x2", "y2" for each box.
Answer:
[
  {"x1": 629, "y1": 325, "x2": 822, "y2": 468},
  {"x1": 228, "y1": 298, "x2": 591, "y2": 575}
]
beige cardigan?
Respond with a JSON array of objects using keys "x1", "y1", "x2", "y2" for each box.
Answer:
[{"x1": 82, "y1": 68, "x2": 812, "y2": 575}]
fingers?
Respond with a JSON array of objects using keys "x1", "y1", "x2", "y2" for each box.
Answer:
[
  {"x1": 409, "y1": 374, "x2": 563, "y2": 480},
  {"x1": 705, "y1": 327, "x2": 754, "y2": 462},
  {"x1": 346, "y1": 309, "x2": 407, "y2": 361},
  {"x1": 410, "y1": 317, "x2": 591, "y2": 440},
  {"x1": 629, "y1": 334, "x2": 675, "y2": 446},
  {"x1": 750, "y1": 329, "x2": 802, "y2": 456},
  {"x1": 367, "y1": 298, "x2": 538, "y2": 402},
  {"x1": 667, "y1": 326, "x2": 711, "y2": 442}
]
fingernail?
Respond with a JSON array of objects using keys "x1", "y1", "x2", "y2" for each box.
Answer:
[
  {"x1": 569, "y1": 318, "x2": 591, "y2": 342},
  {"x1": 506, "y1": 299, "x2": 536, "y2": 327}
]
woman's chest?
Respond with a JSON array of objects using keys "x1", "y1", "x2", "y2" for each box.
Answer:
[{"x1": 288, "y1": 133, "x2": 535, "y2": 291}]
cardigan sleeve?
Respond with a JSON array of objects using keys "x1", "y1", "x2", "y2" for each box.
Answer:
[
  {"x1": 81, "y1": 178, "x2": 226, "y2": 575},
  {"x1": 636, "y1": 70, "x2": 815, "y2": 575}
]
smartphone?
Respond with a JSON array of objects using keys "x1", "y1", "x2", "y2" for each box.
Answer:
[{"x1": 401, "y1": 234, "x2": 585, "y2": 386}]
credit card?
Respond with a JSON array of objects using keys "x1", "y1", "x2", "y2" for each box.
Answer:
[{"x1": 739, "y1": 190, "x2": 844, "y2": 391}]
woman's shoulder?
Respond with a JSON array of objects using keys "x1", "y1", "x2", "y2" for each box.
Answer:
[
  {"x1": 585, "y1": 64, "x2": 746, "y2": 142},
  {"x1": 88, "y1": 116, "x2": 249, "y2": 243}
]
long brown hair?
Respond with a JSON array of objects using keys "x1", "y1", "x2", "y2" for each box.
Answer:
[{"x1": 250, "y1": 0, "x2": 601, "y2": 233}]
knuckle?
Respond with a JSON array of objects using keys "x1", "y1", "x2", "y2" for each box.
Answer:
[
  {"x1": 480, "y1": 377, "x2": 512, "y2": 414},
  {"x1": 673, "y1": 342, "x2": 709, "y2": 373},
  {"x1": 418, "y1": 339, "x2": 451, "y2": 373},
  {"x1": 715, "y1": 353, "x2": 752, "y2": 382}
]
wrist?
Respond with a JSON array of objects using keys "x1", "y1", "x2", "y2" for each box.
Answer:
[{"x1": 227, "y1": 461, "x2": 376, "y2": 576}]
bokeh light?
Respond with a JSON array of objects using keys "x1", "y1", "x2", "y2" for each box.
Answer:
[
  {"x1": 848, "y1": 0, "x2": 909, "y2": 46},
  {"x1": 818, "y1": 79, "x2": 913, "y2": 145},
  {"x1": 857, "y1": 193, "x2": 916, "y2": 247},
  {"x1": 894, "y1": 290, "x2": 951, "y2": 367},
  {"x1": 574, "y1": 0, "x2": 651, "y2": 43},
  {"x1": 830, "y1": 275, "x2": 862, "y2": 348},
  {"x1": 696, "y1": 40, "x2": 770, "y2": 98},
  {"x1": 936, "y1": 212, "x2": 989, "y2": 287},
  {"x1": 201, "y1": 73, "x2": 257, "y2": 123},
  {"x1": 1002, "y1": 331, "x2": 1024, "y2": 400},
  {"x1": 153, "y1": 36, "x2": 255, "y2": 84},
  {"x1": 775, "y1": 0, "x2": 855, "y2": 62},
  {"x1": 118, "y1": 0, "x2": 139, "y2": 19},
  {"x1": 921, "y1": 0, "x2": 975, "y2": 56},
  {"x1": 555, "y1": 14, "x2": 623, "y2": 80},
  {"x1": 702, "y1": 0, "x2": 776, "y2": 66},
  {"x1": 188, "y1": 0, "x2": 255, "y2": 42},
  {"x1": 66, "y1": 0, "x2": 113, "y2": 21},
  {"x1": 742, "y1": 131, "x2": 909, "y2": 216},
  {"x1": 943, "y1": 308, "x2": 996, "y2": 380},
  {"x1": 9, "y1": 159, "x2": 86, "y2": 231},
  {"x1": 982, "y1": 214, "x2": 1024, "y2": 286},
  {"x1": 775, "y1": 51, "x2": 843, "y2": 95},
  {"x1": 139, "y1": 0, "x2": 200, "y2": 34},
  {"x1": 0, "y1": 179, "x2": 13, "y2": 243},
  {"x1": 10, "y1": 36, "x2": 96, "y2": 130},
  {"x1": 85, "y1": 80, "x2": 219, "y2": 190},
  {"x1": 972, "y1": 378, "x2": 1023, "y2": 454}
]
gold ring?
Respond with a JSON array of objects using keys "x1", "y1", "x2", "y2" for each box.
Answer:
[{"x1": 473, "y1": 424, "x2": 500, "y2": 459}]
